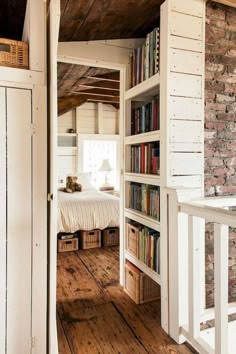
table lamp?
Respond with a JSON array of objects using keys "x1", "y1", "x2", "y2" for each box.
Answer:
[{"x1": 99, "y1": 159, "x2": 113, "y2": 187}]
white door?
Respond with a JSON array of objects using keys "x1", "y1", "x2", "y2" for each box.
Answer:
[
  {"x1": 0, "y1": 87, "x2": 33, "y2": 354},
  {"x1": 49, "y1": 1, "x2": 60, "y2": 353}
]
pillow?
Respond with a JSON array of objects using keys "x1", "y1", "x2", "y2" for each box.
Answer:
[{"x1": 74, "y1": 172, "x2": 95, "y2": 191}]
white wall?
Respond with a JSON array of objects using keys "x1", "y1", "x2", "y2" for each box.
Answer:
[{"x1": 57, "y1": 102, "x2": 119, "y2": 186}]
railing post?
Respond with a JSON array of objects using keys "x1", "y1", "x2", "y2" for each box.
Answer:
[
  {"x1": 188, "y1": 215, "x2": 201, "y2": 338},
  {"x1": 214, "y1": 223, "x2": 228, "y2": 354},
  {"x1": 167, "y1": 187, "x2": 203, "y2": 343}
]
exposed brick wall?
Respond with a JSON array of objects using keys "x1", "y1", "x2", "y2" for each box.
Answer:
[{"x1": 205, "y1": 1, "x2": 236, "y2": 308}]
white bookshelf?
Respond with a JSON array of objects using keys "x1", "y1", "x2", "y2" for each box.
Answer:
[
  {"x1": 124, "y1": 172, "x2": 160, "y2": 186},
  {"x1": 125, "y1": 130, "x2": 160, "y2": 145},
  {"x1": 124, "y1": 209, "x2": 160, "y2": 232},
  {"x1": 125, "y1": 72, "x2": 160, "y2": 101},
  {"x1": 125, "y1": 251, "x2": 161, "y2": 285}
]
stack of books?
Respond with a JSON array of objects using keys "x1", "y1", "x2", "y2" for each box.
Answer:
[
  {"x1": 130, "y1": 27, "x2": 160, "y2": 87},
  {"x1": 130, "y1": 142, "x2": 160, "y2": 175},
  {"x1": 128, "y1": 183, "x2": 160, "y2": 221},
  {"x1": 128, "y1": 220, "x2": 160, "y2": 273},
  {"x1": 131, "y1": 99, "x2": 159, "y2": 135}
]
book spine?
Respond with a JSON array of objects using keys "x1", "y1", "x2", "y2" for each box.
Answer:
[{"x1": 145, "y1": 33, "x2": 150, "y2": 80}]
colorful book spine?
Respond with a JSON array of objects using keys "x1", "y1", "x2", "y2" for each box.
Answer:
[
  {"x1": 130, "y1": 142, "x2": 160, "y2": 175},
  {"x1": 131, "y1": 99, "x2": 159, "y2": 136},
  {"x1": 130, "y1": 27, "x2": 160, "y2": 88}
]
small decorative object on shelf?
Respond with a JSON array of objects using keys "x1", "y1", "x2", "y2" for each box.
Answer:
[
  {"x1": 124, "y1": 261, "x2": 160, "y2": 304},
  {"x1": 67, "y1": 128, "x2": 75, "y2": 133},
  {"x1": 0, "y1": 38, "x2": 29, "y2": 69},
  {"x1": 130, "y1": 27, "x2": 160, "y2": 88}
]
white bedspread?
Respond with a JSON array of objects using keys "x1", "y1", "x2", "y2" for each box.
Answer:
[{"x1": 57, "y1": 190, "x2": 120, "y2": 233}]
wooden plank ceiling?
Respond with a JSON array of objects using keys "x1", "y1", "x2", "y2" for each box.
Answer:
[
  {"x1": 59, "y1": 0, "x2": 163, "y2": 42},
  {"x1": 0, "y1": 0, "x2": 27, "y2": 41},
  {"x1": 58, "y1": 62, "x2": 120, "y2": 116}
]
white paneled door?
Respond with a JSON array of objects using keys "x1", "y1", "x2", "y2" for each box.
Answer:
[{"x1": 0, "y1": 87, "x2": 33, "y2": 354}]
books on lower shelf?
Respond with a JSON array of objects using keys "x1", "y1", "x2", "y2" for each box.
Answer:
[
  {"x1": 130, "y1": 142, "x2": 160, "y2": 175},
  {"x1": 128, "y1": 182, "x2": 160, "y2": 221},
  {"x1": 130, "y1": 27, "x2": 160, "y2": 87},
  {"x1": 131, "y1": 99, "x2": 159, "y2": 135},
  {"x1": 126, "y1": 220, "x2": 160, "y2": 274}
]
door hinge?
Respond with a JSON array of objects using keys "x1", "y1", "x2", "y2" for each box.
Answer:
[
  {"x1": 31, "y1": 336, "x2": 36, "y2": 349},
  {"x1": 30, "y1": 123, "x2": 36, "y2": 135},
  {"x1": 47, "y1": 193, "x2": 53, "y2": 201}
]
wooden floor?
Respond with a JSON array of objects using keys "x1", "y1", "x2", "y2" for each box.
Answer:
[{"x1": 57, "y1": 247, "x2": 194, "y2": 354}]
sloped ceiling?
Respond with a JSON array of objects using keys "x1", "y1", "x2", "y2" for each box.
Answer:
[
  {"x1": 59, "y1": 0, "x2": 163, "y2": 42},
  {"x1": 58, "y1": 62, "x2": 120, "y2": 116}
]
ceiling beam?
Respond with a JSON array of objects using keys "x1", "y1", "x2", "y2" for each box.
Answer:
[
  {"x1": 85, "y1": 76, "x2": 120, "y2": 83},
  {"x1": 77, "y1": 84, "x2": 120, "y2": 91},
  {"x1": 70, "y1": 91, "x2": 120, "y2": 98},
  {"x1": 212, "y1": 0, "x2": 236, "y2": 7},
  {"x1": 58, "y1": 94, "x2": 119, "y2": 116}
]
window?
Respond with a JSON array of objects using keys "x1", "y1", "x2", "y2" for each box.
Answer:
[{"x1": 82, "y1": 139, "x2": 119, "y2": 189}]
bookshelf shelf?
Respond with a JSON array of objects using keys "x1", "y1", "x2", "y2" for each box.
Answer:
[
  {"x1": 125, "y1": 208, "x2": 160, "y2": 232},
  {"x1": 125, "y1": 250, "x2": 161, "y2": 285},
  {"x1": 58, "y1": 133, "x2": 77, "y2": 137},
  {"x1": 125, "y1": 130, "x2": 160, "y2": 145},
  {"x1": 124, "y1": 172, "x2": 160, "y2": 186},
  {"x1": 125, "y1": 72, "x2": 160, "y2": 101}
]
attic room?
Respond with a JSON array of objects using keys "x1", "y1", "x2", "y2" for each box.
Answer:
[{"x1": 1, "y1": 0, "x2": 236, "y2": 354}]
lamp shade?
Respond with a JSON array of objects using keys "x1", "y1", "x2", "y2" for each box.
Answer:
[{"x1": 99, "y1": 159, "x2": 112, "y2": 172}]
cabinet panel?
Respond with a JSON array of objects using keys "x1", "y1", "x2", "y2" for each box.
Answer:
[
  {"x1": 171, "y1": 0, "x2": 204, "y2": 17},
  {"x1": 170, "y1": 153, "x2": 202, "y2": 175},
  {"x1": 170, "y1": 35, "x2": 203, "y2": 53},
  {"x1": 170, "y1": 120, "x2": 202, "y2": 143},
  {"x1": 7, "y1": 88, "x2": 32, "y2": 354},
  {"x1": 169, "y1": 97, "x2": 202, "y2": 120},
  {"x1": 0, "y1": 87, "x2": 6, "y2": 354},
  {"x1": 170, "y1": 12, "x2": 203, "y2": 40},
  {"x1": 170, "y1": 49, "x2": 203, "y2": 75},
  {"x1": 170, "y1": 73, "x2": 202, "y2": 98}
]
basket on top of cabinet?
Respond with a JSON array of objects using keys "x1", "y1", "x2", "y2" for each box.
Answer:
[{"x1": 0, "y1": 38, "x2": 29, "y2": 69}]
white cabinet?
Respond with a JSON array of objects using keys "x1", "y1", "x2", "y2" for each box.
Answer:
[{"x1": 0, "y1": 86, "x2": 47, "y2": 354}]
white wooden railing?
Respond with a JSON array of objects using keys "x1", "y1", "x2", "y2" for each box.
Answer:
[{"x1": 165, "y1": 188, "x2": 236, "y2": 354}]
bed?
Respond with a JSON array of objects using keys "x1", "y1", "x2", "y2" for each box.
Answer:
[{"x1": 57, "y1": 189, "x2": 120, "y2": 233}]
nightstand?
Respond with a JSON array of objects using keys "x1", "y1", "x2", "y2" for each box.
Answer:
[{"x1": 99, "y1": 187, "x2": 119, "y2": 197}]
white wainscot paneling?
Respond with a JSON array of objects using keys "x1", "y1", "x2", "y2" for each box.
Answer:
[
  {"x1": 58, "y1": 155, "x2": 76, "y2": 173},
  {"x1": 170, "y1": 49, "x2": 203, "y2": 75},
  {"x1": 170, "y1": 120, "x2": 202, "y2": 143},
  {"x1": 170, "y1": 175, "x2": 202, "y2": 188},
  {"x1": 171, "y1": 0, "x2": 204, "y2": 17},
  {"x1": 170, "y1": 153, "x2": 202, "y2": 175},
  {"x1": 58, "y1": 110, "x2": 75, "y2": 133},
  {"x1": 169, "y1": 96, "x2": 202, "y2": 120},
  {"x1": 76, "y1": 102, "x2": 98, "y2": 134},
  {"x1": 170, "y1": 12, "x2": 203, "y2": 40},
  {"x1": 170, "y1": 73, "x2": 202, "y2": 98},
  {"x1": 170, "y1": 35, "x2": 203, "y2": 53}
]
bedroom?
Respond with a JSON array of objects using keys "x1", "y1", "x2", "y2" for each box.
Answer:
[{"x1": 55, "y1": 50, "x2": 165, "y2": 352}]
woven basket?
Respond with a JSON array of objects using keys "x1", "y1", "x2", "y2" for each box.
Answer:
[{"x1": 0, "y1": 38, "x2": 29, "y2": 69}]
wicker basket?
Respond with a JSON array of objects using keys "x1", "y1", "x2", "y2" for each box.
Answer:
[
  {"x1": 124, "y1": 261, "x2": 160, "y2": 304},
  {"x1": 102, "y1": 228, "x2": 119, "y2": 247},
  {"x1": 58, "y1": 237, "x2": 79, "y2": 253},
  {"x1": 81, "y1": 230, "x2": 101, "y2": 249},
  {"x1": 0, "y1": 38, "x2": 29, "y2": 69},
  {"x1": 126, "y1": 222, "x2": 140, "y2": 258}
]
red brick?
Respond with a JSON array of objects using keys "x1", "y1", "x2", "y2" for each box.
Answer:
[
  {"x1": 225, "y1": 84, "x2": 236, "y2": 94},
  {"x1": 215, "y1": 186, "x2": 236, "y2": 195},
  {"x1": 217, "y1": 113, "x2": 236, "y2": 121},
  {"x1": 205, "y1": 81, "x2": 225, "y2": 92},
  {"x1": 226, "y1": 157, "x2": 236, "y2": 167},
  {"x1": 205, "y1": 102, "x2": 226, "y2": 111}
]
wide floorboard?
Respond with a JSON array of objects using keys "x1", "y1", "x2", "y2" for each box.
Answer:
[{"x1": 57, "y1": 247, "x2": 194, "y2": 354}]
